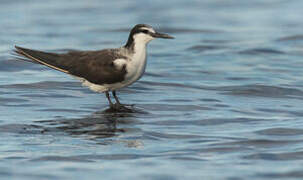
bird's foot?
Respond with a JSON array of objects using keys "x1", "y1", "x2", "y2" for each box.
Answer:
[
  {"x1": 110, "y1": 103, "x2": 134, "y2": 112},
  {"x1": 117, "y1": 103, "x2": 135, "y2": 107}
]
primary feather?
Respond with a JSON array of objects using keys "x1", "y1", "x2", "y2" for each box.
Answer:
[{"x1": 14, "y1": 46, "x2": 127, "y2": 85}]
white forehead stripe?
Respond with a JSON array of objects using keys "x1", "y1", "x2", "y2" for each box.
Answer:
[{"x1": 140, "y1": 27, "x2": 155, "y2": 33}]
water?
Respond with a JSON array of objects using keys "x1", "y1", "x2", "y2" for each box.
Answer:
[{"x1": 1, "y1": 0, "x2": 303, "y2": 179}]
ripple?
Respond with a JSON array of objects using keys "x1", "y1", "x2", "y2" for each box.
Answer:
[
  {"x1": 31, "y1": 155, "x2": 94, "y2": 162},
  {"x1": 277, "y1": 34, "x2": 303, "y2": 42},
  {"x1": 4, "y1": 156, "x2": 27, "y2": 160},
  {"x1": 0, "y1": 97, "x2": 29, "y2": 105},
  {"x1": 201, "y1": 39, "x2": 232, "y2": 44},
  {"x1": 255, "y1": 128, "x2": 303, "y2": 136},
  {"x1": 256, "y1": 108, "x2": 303, "y2": 117},
  {"x1": 148, "y1": 117, "x2": 267, "y2": 126},
  {"x1": 199, "y1": 98, "x2": 221, "y2": 102},
  {"x1": 258, "y1": 170, "x2": 303, "y2": 178},
  {"x1": 0, "y1": 81, "x2": 81, "y2": 90},
  {"x1": 0, "y1": 124, "x2": 46, "y2": 134},
  {"x1": 187, "y1": 45, "x2": 226, "y2": 52},
  {"x1": 225, "y1": 77, "x2": 252, "y2": 81},
  {"x1": 139, "y1": 81, "x2": 205, "y2": 91},
  {"x1": 143, "y1": 131, "x2": 203, "y2": 140},
  {"x1": 37, "y1": 108, "x2": 91, "y2": 113},
  {"x1": 218, "y1": 139, "x2": 301, "y2": 148},
  {"x1": 0, "y1": 58, "x2": 39, "y2": 72},
  {"x1": 239, "y1": 48, "x2": 285, "y2": 55},
  {"x1": 139, "y1": 82, "x2": 303, "y2": 99},
  {"x1": 170, "y1": 156, "x2": 206, "y2": 161},
  {"x1": 34, "y1": 109, "x2": 143, "y2": 139},
  {"x1": 244, "y1": 151, "x2": 303, "y2": 161},
  {"x1": 219, "y1": 84, "x2": 303, "y2": 99},
  {"x1": 141, "y1": 103, "x2": 212, "y2": 111},
  {"x1": 20, "y1": 93, "x2": 78, "y2": 98},
  {"x1": 76, "y1": 154, "x2": 155, "y2": 160}
]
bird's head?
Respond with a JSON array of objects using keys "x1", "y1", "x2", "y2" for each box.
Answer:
[{"x1": 125, "y1": 24, "x2": 174, "y2": 49}]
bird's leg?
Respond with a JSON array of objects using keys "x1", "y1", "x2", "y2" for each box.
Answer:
[
  {"x1": 112, "y1": 91, "x2": 134, "y2": 107},
  {"x1": 105, "y1": 91, "x2": 114, "y2": 108},
  {"x1": 112, "y1": 90, "x2": 122, "y2": 105},
  {"x1": 107, "y1": 91, "x2": 128, "y2": 110}
]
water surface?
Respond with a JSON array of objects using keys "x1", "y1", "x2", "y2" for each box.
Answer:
[{"x1": 1, "y1": 0, "x2": 303, "y2": 179}]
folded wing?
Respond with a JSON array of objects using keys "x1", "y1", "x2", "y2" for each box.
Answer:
[{"x1": 14, "y1": 46, "x2": 127, "y2": 85}]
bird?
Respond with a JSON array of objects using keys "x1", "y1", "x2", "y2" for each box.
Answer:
[{"x1": 14, "y1": 24, "x2": 174, "y2": 110}]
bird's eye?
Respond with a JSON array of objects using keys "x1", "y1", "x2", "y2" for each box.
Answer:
[{"x1": 142, "y1": 30, "x2": 149, "y2": 34}]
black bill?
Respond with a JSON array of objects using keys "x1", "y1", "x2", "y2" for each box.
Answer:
[{"x1": 152, "y1": 32, "x2": 174, "y2": 39}]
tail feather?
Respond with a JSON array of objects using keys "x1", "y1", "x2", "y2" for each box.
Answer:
[{"x1": 14, "y1": 46, "x2": 69, "y2": 73}]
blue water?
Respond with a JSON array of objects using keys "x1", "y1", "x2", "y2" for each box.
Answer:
[{"x1": 1, "y1": 0, "x2": 303, "y2": 179}]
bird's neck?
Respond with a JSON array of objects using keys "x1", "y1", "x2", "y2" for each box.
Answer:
[
  {"x1": 131, "y1": 41, "x2": 147, "y2": 62},
  {"x1": 124, "y1": 34, "x2": 134, "y2": 50},
  {"x1": 125, "y1": 37, "x2": 148, "y2": 59},
  {"x1": 123, "y1": 37, "x2": 148, "y2": 81}
]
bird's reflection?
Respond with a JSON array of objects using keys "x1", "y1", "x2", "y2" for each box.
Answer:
[{"x1": 36, "y1": 106, "x2": 145, "y2": 140}]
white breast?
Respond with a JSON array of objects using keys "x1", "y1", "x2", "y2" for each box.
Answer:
[
  {"x1": 125, "y1": 43, "x2": 147, "y2": 84},
  {"x1": 108, "y1": 43, "x2": 148, "y2": 91},
  {"x1": 80, "y1": 35, "x2": 151, "y2": 92}
]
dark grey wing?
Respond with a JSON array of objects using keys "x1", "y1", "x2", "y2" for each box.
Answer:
[
  {"x1": 63, "y1": 50, "x2": 127, "y2": 85},
  {"x1": 14, "y1": 46, "x2": 127, "y2": 85}
]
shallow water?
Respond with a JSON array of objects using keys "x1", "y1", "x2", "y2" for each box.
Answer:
[{"x1": 1, "y1": 0, "x2": 303, "y2": 179}]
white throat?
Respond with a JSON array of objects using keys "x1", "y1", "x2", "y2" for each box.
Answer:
[
  {"x1": 131, "y1": 38, "x2": 148, "y2": 78},
  {"x1": 133, "y1": 38, "x2": 148, "y2": 59},
  {"x1": 130, "y1": 33, "x2": 153, "y2": 66},
  {"x1": 120, "y1": 36, "x2": 150, "y2": 88}
]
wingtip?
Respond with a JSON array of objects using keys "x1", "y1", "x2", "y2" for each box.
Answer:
[
  {"x1": 11, "y1": 46, "x2": 33, "y2": 63},
  {"x1": 14, "y1": 45, "x2": 26, "y2": 55},
  {"x1": 12, "y1": 46, "x2": 70, "y2": 74},
  {"x1": 15, "y1": 45, "x2": 23, "y2": 51}
]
